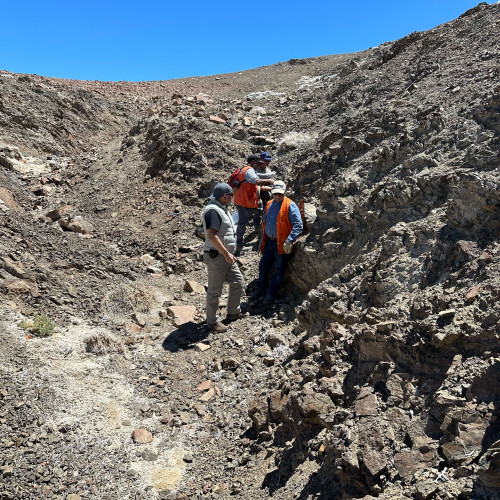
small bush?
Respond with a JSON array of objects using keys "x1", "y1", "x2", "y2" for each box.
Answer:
[
  {"x1": 21, "y1": 313, "x2": 55, "y2": 337},
  {"x1": 85, "y1": 333, "x2": 124, "y2": 355}
]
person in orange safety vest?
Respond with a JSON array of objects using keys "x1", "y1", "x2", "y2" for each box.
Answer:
[
  {"x1": 233, "y1": 154, "x2": 274, "y2": 255},
  {"x1": 249, "y1": 180, "x2": 303, "y2": 304}
]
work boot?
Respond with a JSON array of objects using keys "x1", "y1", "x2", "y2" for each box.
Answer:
[
  {"x1": 225, "y1": 312, "x2": 250, "y2": 322},
  {"x1": 207, "y1": 321, "x2": 228, "y2": 333}
]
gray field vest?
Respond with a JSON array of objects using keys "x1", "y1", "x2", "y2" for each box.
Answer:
[{"x1": 202, "y1": 200, "x2": 237, "y2": 254}]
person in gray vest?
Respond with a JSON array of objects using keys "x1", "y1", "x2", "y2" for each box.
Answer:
[{"x1": 202, "y1": 183, "x2": 246, "y2": 332}]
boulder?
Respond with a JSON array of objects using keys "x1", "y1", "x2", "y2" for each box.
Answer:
[
  {"x1": 166, "y1": 305, "x2": 197, "y2": 326},
  {"x1": 132, "y1": 428, "x2": 153, "y2": 444},
  {"x1": 60, "y1": 215, "x2": 94, "y2": 234},
  {"x1": 184, "y1": 280, "x2": 205, "y2": 294}
]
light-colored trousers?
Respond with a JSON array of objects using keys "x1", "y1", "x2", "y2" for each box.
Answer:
[{"x1": 203, "y1": 252, "x2": 245, "y2": 324}]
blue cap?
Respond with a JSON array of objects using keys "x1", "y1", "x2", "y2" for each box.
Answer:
[{"x1": 260, "y1": 152, "x2": 272, "y2": 161}]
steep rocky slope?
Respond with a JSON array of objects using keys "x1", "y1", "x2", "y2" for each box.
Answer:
[{"x1": 0, "y1": 2, "x2": 499, "y2": 499}]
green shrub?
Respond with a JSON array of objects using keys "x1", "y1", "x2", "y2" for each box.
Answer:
[{"x1": 21, "y1": 313, "x2": 55, "y2": 337}]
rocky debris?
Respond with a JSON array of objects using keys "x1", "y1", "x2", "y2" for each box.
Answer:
[{"x1": 0, "y1": 3, "x2": 499, "y2": 499}]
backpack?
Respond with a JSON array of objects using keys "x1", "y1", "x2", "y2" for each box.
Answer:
[{"x1": 227, "y1": 167, "x2": 245, "y2": 189}]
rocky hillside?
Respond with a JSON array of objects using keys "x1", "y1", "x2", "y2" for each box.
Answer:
[{"x1": 0, "y1": 2, "x2": 499, "y2": 499}]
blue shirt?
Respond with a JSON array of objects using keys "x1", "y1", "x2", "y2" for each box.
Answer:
[{"x1": 264, "y1": 199, "x2": 303, "y2": 242}]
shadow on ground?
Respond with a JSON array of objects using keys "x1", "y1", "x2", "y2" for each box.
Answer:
[{"x1": 161, "y1": 321, "x2": 210, "y2": 352}]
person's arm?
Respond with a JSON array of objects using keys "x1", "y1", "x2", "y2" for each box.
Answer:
[
  {"x1": 207, "y1": 228, "x2": 235, "y2": 264},
  {"x1": 245, "y1": 167, "x2": 274, "y2": 187},
  {"x1": 257, "y1": 169, "x2": 275, "y2": 180},
  {"x1": 256, "y1": 178, "x2": 274, "y2": 186},
  {"x1": 287, "y1": 202, "x2": 303, "y2": 242}
]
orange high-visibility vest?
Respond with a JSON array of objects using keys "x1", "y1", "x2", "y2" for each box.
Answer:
[
  {"x1": 260, "y1": 197, "x2": 292, "y2": 255},
  {"x1": 233, "y1": 166, "x2": 259, "y2": 208}
]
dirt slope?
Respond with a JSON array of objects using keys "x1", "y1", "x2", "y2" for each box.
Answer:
[{"x1": 0, "y1": 2, "x2": 499, "y2": 499}]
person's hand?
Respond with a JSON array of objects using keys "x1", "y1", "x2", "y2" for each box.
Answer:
[
  {"x1": 283, "y1": 240, "x2": 293, "y2": 254},
  {"x1": 225, "y1": 252, "x2": 235, "y2": 264}
]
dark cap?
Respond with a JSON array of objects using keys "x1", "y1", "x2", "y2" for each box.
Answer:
[
  {"x1": 246, "y1": 154, "x2": 260, "y2": 163},
  {"x1": 260, "y1": 152, "x2": 272, "y2": 161},
  {"x1": 212, "y1": 182, "x2": 233, "y2": 200}
]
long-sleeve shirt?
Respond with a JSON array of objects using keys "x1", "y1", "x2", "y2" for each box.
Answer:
[{"x1": 264, "y1": 200, "x2": 303, "y2": 242}]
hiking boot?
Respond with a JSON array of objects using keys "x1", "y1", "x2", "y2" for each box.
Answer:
[
  {"x1": 207, "y1": 321, "x2": 228, "y2": 333},
  {"x1": 225, "y1": 312, "x2": 250, "y2": 322}
]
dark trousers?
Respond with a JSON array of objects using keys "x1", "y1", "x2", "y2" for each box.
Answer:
[
  {"x1": 236, "y1": 205, "x2": 261, "y2": 247},
  {"x1": 255, "y1": 239, "x2": 289, "y2": 299}
]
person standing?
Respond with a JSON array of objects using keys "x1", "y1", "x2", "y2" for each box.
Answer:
[
  {"x1": 256, "y1": 151, "x2": 275, "y2": 206},
  {"x1": 234, "y1": 154, "x2": 274, "y2": 255},
  {"x1": 250, "y1": 181, "x2": 303, "y2": 304},
  {"x1": 202, "y1": 183, "x2": 246, "y2": 332},
  {"x1": 258, "y1": 152, "x2": 273, "y2": 176}
]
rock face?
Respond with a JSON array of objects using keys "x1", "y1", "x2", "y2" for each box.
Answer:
[{"x1": 0, "y1": 3, "x2": 499, "y2": 499}]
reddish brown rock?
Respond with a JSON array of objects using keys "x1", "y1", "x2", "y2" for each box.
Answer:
[
  {"x1": 193, "y1": 404, "x2": 206, "y2": 416},
  {"x1": 208, "y1": 115, "x2": 225, "y2": 124},
  {"x1": 132, "y1": 428, "x2": 153, "y2": 444},
  {"x1": 466, "y1": 285, "x2": 481, "y2": 303},
  {"x1": 197, "y1": 380, "x2": 212, "y2": 392},
  {"x1": 200, "y1": 388, "x2": 215, "y2": 401},
  {"x1": 166, "y1": 305, "x2": 197, "y2": 326},
  {"x1": 184, "y1": 280, "x2": 205, "y2": 294}
]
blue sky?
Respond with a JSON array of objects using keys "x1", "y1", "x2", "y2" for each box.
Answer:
[{"x1": 0, "y1": 1, "x2": 493, "y2": 82}]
